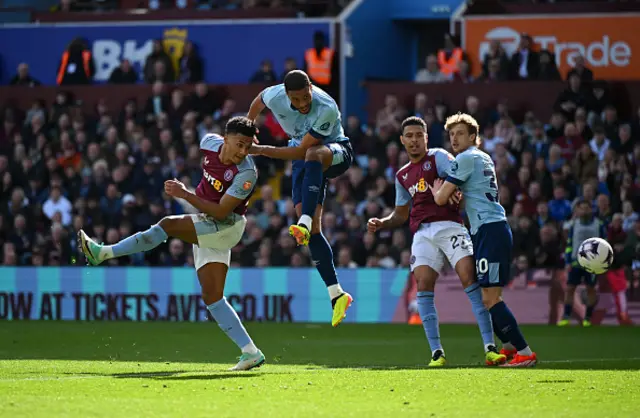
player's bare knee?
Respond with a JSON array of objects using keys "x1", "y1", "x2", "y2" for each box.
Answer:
[
  {"x1": 414, "y1": 267, "x2": 437, "y2": 291},
  {"x1": 158, "y1": 217, "x2": 175, "y2": 234},
  {"x1": 455, "y1": 257, "x2": 476, "y2": 288},
  {"x1": 201, "y1": 290, "x2": 223, "y2": 306}
]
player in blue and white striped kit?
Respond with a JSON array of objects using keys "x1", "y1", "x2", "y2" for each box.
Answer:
[
  {"x1": 246, "y1": 70, "x2": 353, "y2": 327},
  {"x1": 430, "y1": 113, "x2": 537, "y2": 367}
]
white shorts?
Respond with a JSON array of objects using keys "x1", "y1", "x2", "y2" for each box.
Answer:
[
  {"x1": 190, "y1": 214, "x2": 246, "y2": 270},
  {"x1": 410, "y1": 221, "x2": 474, "y2": 273}
]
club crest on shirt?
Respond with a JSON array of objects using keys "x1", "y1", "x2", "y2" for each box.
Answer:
[
  {"x1": 224, "y1": 169, "x2": 234, "y2": 182},
  {"x1": 423, "y1": 161, "x2": 432, "y2": 171}
]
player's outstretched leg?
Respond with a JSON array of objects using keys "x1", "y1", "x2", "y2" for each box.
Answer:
[
  {"x1": 454, "y1": 256, "x2": 506, "y2": 366},
  {"x1": 78, "y1": 215, "x2": 196, "y2": 265},
  {"x1": 198, "y1": 261, "x2": 264, "y2": 371},
  {"x1": 414, "y1": 266, "x2": 446, "y2": 367}
]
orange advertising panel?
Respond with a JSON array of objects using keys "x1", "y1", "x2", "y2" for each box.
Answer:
[{"x1": 463, "y1": 14, "x2": 640, "y2": 80}]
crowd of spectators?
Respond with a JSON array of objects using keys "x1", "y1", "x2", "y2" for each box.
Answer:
[
  {"x1": 1, "y1": 20, "x2": 640, "y2": 297},
  {"x1": 1, "y1": 68, "x2": 640, "y2": 291},
  {"x1": 417, "y1": 33, "x2": 595, "y2": 84}
]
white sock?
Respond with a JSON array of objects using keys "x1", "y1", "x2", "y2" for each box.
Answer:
[
  {"x1": 328, "y1": 284, "x2": 344, "y2": 300},
  {"x1": 98, "y1": 246, "x2": 114, "y2": 261},
  {"x1": 241, "y1": 342, "x2": 259, "y2": 355},
  {"x1": 298, "y1": 214, "x2": 313, "y2": 230},
  {"x1": 503, "y1": 342, "x2": 516, "y2": 351},
  {"x1": 517, "y1": 346, "x2": 533, "y2": 356},
  {"x1": 432, "y1": 349, "x2": 445, "y2": 356}
]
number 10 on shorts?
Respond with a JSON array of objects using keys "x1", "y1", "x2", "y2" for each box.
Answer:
[{"x1": 476, "y1": 258, "x2": 488, "y2": 274}]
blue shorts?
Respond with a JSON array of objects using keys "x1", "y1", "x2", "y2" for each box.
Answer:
[
  {"x1": 567, "y1": 266, "x2": 597, "y2": 287},
  {"x1": 471, "y1": 221, "x2": 513, "y2": 288},
  {"x1": 291, "y1": 140, "x2": 354, "y2": 206}
]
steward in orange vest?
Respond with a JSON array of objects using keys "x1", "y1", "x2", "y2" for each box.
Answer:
[
  {"x1": 303, "y1": 31, "x2": 335, "y2": 88},
  {"x1": 437, "y1": 34, "x2": 466, "y2": 77},
  {"x1": 56, "y1": 38, "x2": 95, "y2": 85}
]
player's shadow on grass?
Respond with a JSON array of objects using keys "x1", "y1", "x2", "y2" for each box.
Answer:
[
  {"x1": 65, "y1": 370, "x2": 264, "y2": 381},
  {"x1": 156, "y1": 373, "x2": 262, "y2": 381}
]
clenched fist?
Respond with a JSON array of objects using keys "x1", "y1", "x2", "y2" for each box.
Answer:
[
  {"x1": 367, "y1": 218, "x2": 383, "y2": 233},
  {"x1": 164, "y1": 179, "x2": 188, "y2": 199}
]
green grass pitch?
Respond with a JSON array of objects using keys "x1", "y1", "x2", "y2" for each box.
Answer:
[{"x1": 1, "y1": 322, "x2": 639, "y2": 417}]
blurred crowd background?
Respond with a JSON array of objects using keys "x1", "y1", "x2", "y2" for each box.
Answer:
[{"x1": 1, "y1": 0, "x2": 639, "y2": 299}]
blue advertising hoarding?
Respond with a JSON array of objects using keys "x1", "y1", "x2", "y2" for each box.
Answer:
[
  {"x1": 0, "y1": 20, "x2": 331, "y2": 85},
  {"x1": 0, "y1": 267, "x2": 410, "y2": 323}
]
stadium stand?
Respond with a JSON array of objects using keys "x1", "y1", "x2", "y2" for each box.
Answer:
[{"x1": 1, "y1": 0, "x2": 639, "y2": 324}]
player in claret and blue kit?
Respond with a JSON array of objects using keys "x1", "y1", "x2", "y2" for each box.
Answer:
[
  {"x1": 78, "y1": 117, "x2": 265, "y2": 371},
  {"x1": 367, "y1": 117, "x2": 506, "y2": 367},
  {"x1": 430, "y1": 113, "x2": 537, "y2": 367},
  {"x1": 246, "y1": 70, "x2": 353, "y2": 327}
]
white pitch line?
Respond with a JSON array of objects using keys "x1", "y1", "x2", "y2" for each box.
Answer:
[{"x1": 1, "y1": 357, "x2": 639, "y2": 382}]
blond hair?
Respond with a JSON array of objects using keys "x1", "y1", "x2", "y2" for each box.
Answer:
[{"x1": 445, "y1": 112, "x2": 482, "y2": 146}]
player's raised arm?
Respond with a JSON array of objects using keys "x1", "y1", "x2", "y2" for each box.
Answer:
[
  {"x1": 248, "y1": 84, "x2": 284, "y2": 122},
  {"x1": 246, "y1": 91, "x2": 267, "y2": 123},
  {"x1": 368, "y1": 178, "x2": 411, "y2": 232},
  {"x1": 431, "y1": 152, "x2": 473, "y2": 206}
]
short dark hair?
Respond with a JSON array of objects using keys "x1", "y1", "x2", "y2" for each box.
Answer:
[
  {"x1": 225, "y1": 116, "x2": 257, "y2": 138},
  {"x1": 401, "y1": 116, "x2": 427, "y2": 134},
  {"x1": 284, "y1": 70, "x2": 311, "y2": 91}
]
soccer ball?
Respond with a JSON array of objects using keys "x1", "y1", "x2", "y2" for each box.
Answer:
[{"x1": 577, "y1": 237, "x2": 614, "y2": 275}]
